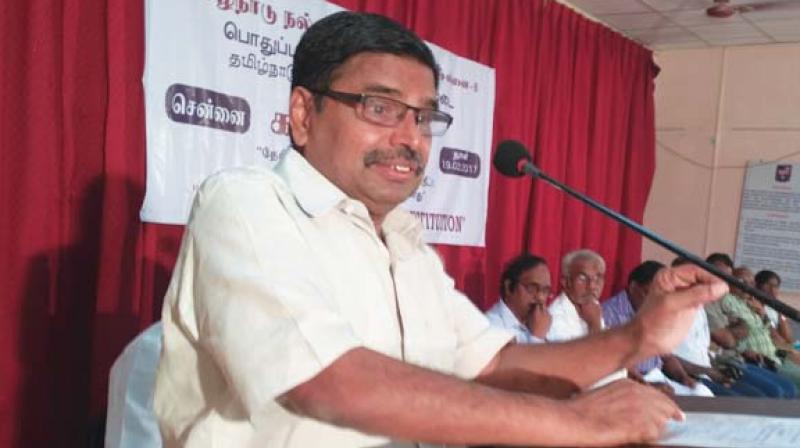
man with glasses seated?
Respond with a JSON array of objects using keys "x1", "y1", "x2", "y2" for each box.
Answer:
[
  {"x1": 486, "y1": 253, "x2": 553, "y2": 345},
  {"x1": 546, "y1": 249, "x2": 628, "y2": 386},
  {"x1": 547, "y1": 249, "x2": 608, "y2": 340}
]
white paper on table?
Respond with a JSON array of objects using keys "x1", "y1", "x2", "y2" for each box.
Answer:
[{"x1": 660, "y1": 412, "x2": 800, "y2": 448}]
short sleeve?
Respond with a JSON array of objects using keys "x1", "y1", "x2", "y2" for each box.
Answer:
[
  {"x1": 704, "y1": 300, "x2": 729, "y2": 332},
  {"x1": 445, "y1": 288, "x2": 514, "y2": 379},
  {"x1": 181, "y1": 171, "x2": 363, "y2": 416},
  {"x1": 601, "y1": 295, "x2": 633, "y2": 329}
]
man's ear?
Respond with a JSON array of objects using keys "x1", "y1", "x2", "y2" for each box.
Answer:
[
  {"x1": 289, "y1": 87, "x2": 315, "y2": 149},
  {"x1": 628, "y1": 282, "x2": 647, "y2": 308},
  {"x1": 503, "y1": 279, "x2": 513, "y2": 298}
]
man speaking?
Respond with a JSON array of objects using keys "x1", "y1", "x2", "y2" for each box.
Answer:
[{"x1": 154, "y1": 11, "x2": 726, "y2": 447}]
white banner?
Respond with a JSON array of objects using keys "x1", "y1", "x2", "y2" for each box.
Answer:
[
  {"x1": 141, "y1": 0, "x2": 495, "y2": 247},
  {"x1": 735, "y1": 162, "x2": 800, "y2": 292}
]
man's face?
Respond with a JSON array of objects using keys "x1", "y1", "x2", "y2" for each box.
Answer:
[
  {"x1": 289, "y1": 53, "x2": 436, "y2": 221},
  {"x1": 711, "y1": 261, "x2": 733, "y2": 277},
  {"x1": 761, "y1": 277, "x2": 781, "y2": 298},
  {"x1": 504, "y1": 264, "x2": 552, "y2": 323},
  {"x1": 731, "y1": 268, "x2": 754, "y2": 300},
  {"x1": 562, "y1": 258, "x2": 605, "y2": 305}
]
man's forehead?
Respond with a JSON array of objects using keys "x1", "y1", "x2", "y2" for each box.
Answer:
[
  {"x1": 522, "y1": 265, "x2": 551, "y2": 280},
  {"x1": 332, "y1": 53, "x2": 436, "y2": 97},
  {"x1": 571, "y1": 258, "x2": 603, "y2": 272},
  {"x1": 360, "y1": 83, "x2": 438, "y2": 108}
]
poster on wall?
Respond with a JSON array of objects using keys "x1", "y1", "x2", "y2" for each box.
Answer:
[
  {"x1": 140, "y1": 0, "x2": 495, "y2": 247},
  {"x1": 734, "y1": 162, "x2": 800, "y2": 292}
]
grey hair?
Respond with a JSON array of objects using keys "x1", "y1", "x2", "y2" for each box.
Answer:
[{"x1": 561, "y1": 249, "x2": 605, "y2": 277}]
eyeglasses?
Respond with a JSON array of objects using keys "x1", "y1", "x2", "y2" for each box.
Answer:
[
  {"x1": 520, "y1": 281, "x2": 551, "y2": 297},
  {"x1": 309, "y1": 88, "x2": 453, "y2": 137},
  {"x1": 573, "y1": 272, "x2": 605, "y2": 285}
]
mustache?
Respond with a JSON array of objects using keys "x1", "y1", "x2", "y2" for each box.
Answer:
[{"x1": 363, "y1": 147, "x2": 424, "y2": 176}]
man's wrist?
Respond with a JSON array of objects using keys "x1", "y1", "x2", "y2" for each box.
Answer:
[{"x1": 609, "y1": 323, "x2": 643, "y2": 372}]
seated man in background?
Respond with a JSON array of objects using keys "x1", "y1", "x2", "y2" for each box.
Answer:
[
  {"x1": 705, "y1": 253, "x2": 751, "y2": 350},
  {"x1": 754, "y1": 269, "x2": 799, "y2": 349},
  {"x1": 547, "y1": 249, "x2": 627, "y2": 386},
  {"x1": 728, "y1": 267, "x2": 800, "y2": 395},
  {"x1": 484, "y1": 254, "x2": 580, "y2": 397},
  {"x1": 485, "y1": 253, "x2": 552, "y2": 344},
  {"x1": 547, "y1": 249, "x2": 607, "y2": 340},
  {"x1": 671, "y1": 255, "x2": 795, "y2": 397},
  {"x1": 603, "y1": 260, "x2": 713, "y2": 397}
]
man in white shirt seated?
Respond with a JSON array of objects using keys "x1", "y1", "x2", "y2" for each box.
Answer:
[
  {"x1": 106, "y1": 323, "x2": 163, "y2": 448},
  {"x1": 547, "y1": 249, "x2": 627, "y2": 386},
  {"x1": 603, "y1": 261, "x2": 713, "y2": 397},
  {"x1": 485, "y1": 253, "x2": 552, "y2": 344},
  {"x1": 547, "y1": 249, "x2": 608, "y2": 341}
]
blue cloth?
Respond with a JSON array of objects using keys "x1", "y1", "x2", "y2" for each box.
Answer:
[
  {"x1": 700, "y1": 377, "x2": 764, "y2": 397},
  {"x1": 602, "y1": 290, "x2": 661, "y2": 375},
  {"x1": 738, "y1": 364, "x2": 797, "y2": 399},
  {"x1": 603, "y1": 290, "x2": 796, "y2": 399},
  {"x1": 702, "y1": 364, "x2": 797, "y2": 398}
]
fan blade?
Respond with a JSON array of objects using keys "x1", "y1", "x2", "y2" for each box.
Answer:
[{"x1": 740, "y1": 0, "x2": 800, "y2": 12}]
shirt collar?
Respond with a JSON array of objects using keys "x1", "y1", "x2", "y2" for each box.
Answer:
[
  {"x1": 495, "y1": 298, "x2": 526, "y2": 329},
  {"x1": 383, "y1": 208, "x2": 424, "y2": 250},
  {"x1": 273, "y1": 148, "x2": 347, "y2": 217},
  {"x1": 273, "y1": 148, "x2": 424, "y2": 255},
  {"x1": 552, "y1": 292, "x2": 579, "y2": 315}
]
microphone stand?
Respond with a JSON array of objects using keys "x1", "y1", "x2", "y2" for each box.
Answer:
[{"x1": 520, "y1": 163, "x2": 800, "y2": 323}]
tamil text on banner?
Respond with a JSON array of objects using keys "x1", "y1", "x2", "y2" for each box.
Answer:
[
  {"x1": 735, "y1": 162, "x2": 800, "y2": 292},
  {"x1": 141, "y1": 0, "x2": 495, "y2": 247}
]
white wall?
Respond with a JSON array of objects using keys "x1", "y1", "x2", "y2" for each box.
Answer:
[{"x1": 646, "y1": 43, "x2": 800, "y2": 310}]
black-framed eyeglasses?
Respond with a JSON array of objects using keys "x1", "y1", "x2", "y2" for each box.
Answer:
[
  {"x1": 573, "y1": 272, "x2": 605, "y2": 285},
  {"x1": 520, "y1": 281, "x2": 552, "y2": 297},
  {"x1": 308, "y1": 88, "x2": 453, "y2": 137}
]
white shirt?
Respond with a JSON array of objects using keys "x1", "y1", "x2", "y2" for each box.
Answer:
[
  {"x1": 154, "y1": 149, "x2": 513, "y2": 448},
  {"x1": 546, "y1": 293, "x2": 594, "y2": 342},
  {"x1": 546, "y1": 292, "x2": 626, "y2": 387},
  {"x1": 485, "y1": 299, "x2": 545, "y2": 344},
  {"x1": 642, "y1": 368, "x2": 714, "y2": 397},
  {"x1": 766, "y1": 306, "x2": 781, "y2": 329},
  {"x1": 673, "y1": 308, "x2": 712, "y2": 368},
  {"x1": 106, "y1": 323, "x2": 163, "y2": 448}
]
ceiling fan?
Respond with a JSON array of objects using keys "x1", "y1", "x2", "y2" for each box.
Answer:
[{"x1": 706, "y1": 0, "x2": 800, "y2": 18}]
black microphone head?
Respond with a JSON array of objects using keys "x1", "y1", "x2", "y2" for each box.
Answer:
[{"x1": 493, "y1": 140, "x2": 532, "y2": 177}]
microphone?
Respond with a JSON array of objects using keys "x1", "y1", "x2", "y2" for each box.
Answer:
[
  {"x1": 493, "y1": 139, "x2": 800, "y2": 322},
  {"x1": 493, "y1": 140, "x2": 534, "y2": 177}
]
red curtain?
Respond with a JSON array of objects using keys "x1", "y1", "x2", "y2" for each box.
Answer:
[
  {"x1": 0, "y1": 0, "x2": 655, "y2": 446},
  {"x1": 333, "y1": 0, "x2": 657, "y2": 309}
]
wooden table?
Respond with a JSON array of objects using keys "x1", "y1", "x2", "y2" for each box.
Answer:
[
  {"x1": 675, "y1": 395, "x2": 800, "y2": 418},
  {"x1": 646, "y1": 396, "x2": 799, "y2": 448},
  {"x1": 477, "y1": 396, "x2": 800, "y2": 448}
]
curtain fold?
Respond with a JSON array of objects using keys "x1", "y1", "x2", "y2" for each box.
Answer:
[{"x1": 0, "y1": 1, "x2": 655, "y2": 446}]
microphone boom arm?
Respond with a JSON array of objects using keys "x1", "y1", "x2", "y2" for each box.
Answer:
[{"x1": 521, "y1": 163, "x2": 800, "y2": 323}]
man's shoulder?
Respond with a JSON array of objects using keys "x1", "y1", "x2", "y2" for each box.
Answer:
[
  {"x1": 704, "y1": 297, "x2": 726, "y2": 314},
  {"x1": 186, "y1": 165, "x2": 299, "y2": 234},
  {"x1": 720, "y1": 293, "x2": 742, "y2": 305},
  {"x1": 199, "y1": 165, "x2": 283, "y2": 195},
  {"x1": 602, "y1": 290, "x2": 629, "y2": 308},
  {"x1": 547, "y1": 293, "x2": 575, "y2": 316},
  {"x1": 484, "y1": 300, "x2": 508, "y2": 325},
  {"x1": 602, "y1": 290, "x2": 634, "y2": 326},
  {"x1": 192, "y1": 166, "x2": 288, "y2": 210}
]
